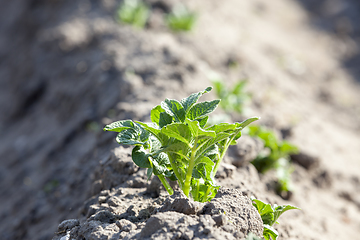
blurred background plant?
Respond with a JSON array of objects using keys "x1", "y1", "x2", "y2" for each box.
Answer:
[
  {"x1": 117, "y1": 0, "x2": 149, "y2": 28},
  {"x1": 209, "y1": 73, "x2": 298, "y2": 199},
  {"x1": 247, "y1": 125, "x2": 299, "y2": 199},
  {"x1": 166, "y1": 4, "x2": 197, "y2": 32},
  {"x1": 211, "y1": 77, "x2": 252, "y2": 116}
]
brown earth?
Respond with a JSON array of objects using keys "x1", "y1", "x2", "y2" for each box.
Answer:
[{"x1": 1, "y1": 0, "x2": 360, "y2": 240}]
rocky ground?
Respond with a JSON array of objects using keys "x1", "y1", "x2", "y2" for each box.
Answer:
[{"x1": 1, "y1": 0, "x2": 360, "y2": 239}]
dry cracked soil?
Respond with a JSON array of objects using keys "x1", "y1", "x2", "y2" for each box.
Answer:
[{"x1": 1, "y1": 0, "x2": 360, "y2": 240}]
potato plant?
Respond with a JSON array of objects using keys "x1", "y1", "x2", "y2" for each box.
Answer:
[
  {"x1": 211, "y1": 78, "x2": 252, "y2": 115},
  {"x1": 117, "y1": 0, "x2": 149, "y2": 28},
  {"x1": 251, "y1": 197, "x2": 300, "y2": 240},
  {"x1": 104, "y1": 87, "x2": 258, "y2": 202},
  {"x1": 247, "y1": 125, "x2": 298, "y2": 197},
  {"x1": 166, "y1": 4, "x2": 197, "y2": 32},
  {"x1": 248, "y1": 125, "x2": 298, "y2": 173}
]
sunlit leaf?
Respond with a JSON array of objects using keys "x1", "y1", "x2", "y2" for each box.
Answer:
[
  {"x1": 161, "y1": 99, "x2": 186, "y2": 123},
  {"x1": 187, "y1": 100, "x2": 220, "y2": 120}
]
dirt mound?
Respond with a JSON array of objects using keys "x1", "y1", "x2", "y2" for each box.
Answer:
[{"x1": 52, "y1": 146, "x2": 263, "y2": 240}]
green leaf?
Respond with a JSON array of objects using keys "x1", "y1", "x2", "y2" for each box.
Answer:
[
  {"x1": 132, "y1": 146, "x2": 152, "y2": 168},
  {"x1": 186, "y1": 120, "x2": 216, "y2": 139},
  {"x1": 154, "y1": 152, "x2": 170, "y2": 165},
  {"x1": 251, "y1": 198, "x2": 275, "y2": 225},
  {"x1": 161, "y1": 123, "x2": 192, "y2": 145},
  {"x1": 163, "y1": 141, "x2": 190, "y2": 152},
  {"x1": 147, "y1": 168, "x2": 153, "y2": 180},
  {"x1": 149, "y1": 135, "x2": 162, "y2": 152},
  {"x1": 194, "y1": 155, "x2": 214, "y2": 167},
  {"x1": 236, "y1": 117, "x2": 260, "y2": 129},
  {"x1": 196, "y1": 132, "x2": 230, "y2": 159},
  {"x1": 117, "y1": 0, "x2": 149, "y2": 28},
  {"x1": 249, "y1": 126, "x2": 278, "y2": 151},
  {"x1": 272, "y1": 205, "x2": 300, "y2": 225},
  {"x1": 136, "y1": 121, "x2": 160, "y2": 135},
  {"x1": 161, "y1": 99, "x2": 186, "y2": 122},
  {"x1": 162, "y1": 142, "x2": 190, "y2": 159},
  {"x1": 232, "y1": 80, "x2": 247, "y2": 95},
  {"x1": 152, "y1": 152, "x2": 169, "y2": 175},
  {"x1": 166, "y1": 4, "x2": 197, "y2": 32},
  {"x1": 197, "y1": 182, "x2": 219, "y2": 202},
  {"x1": 116, "y1": 127, "x2": 149, "y2": 145},
  {"x1": 233, "y1": 130, "x2": 242, "y2": 142},
  {"x1": 248, "y1": 125, "x2": 261, "y2": 136},
  {"x1": 279, "y1": 141, "x2": 299, "y2": 155},
  {"x1": 263, "y1": 224, "x2": 278, "y2": 240},
  {"x1": 136, "y1": 121, "x2": 169, "y2": 145},
  {"x1": 207, "y1": 122, "x2": 237, "y2": 133},
  {"x1": 165, "y1": 170, "x2": 177, "y2": 181},
  {"x1": 204, "y1": 144, "x2": 219, "y2": 160},
  {"x1": 168, "y1": 152, "x2": 187, "y2": 180},
  {"x1": 150, "y1": 105, "x2": 164, "y2": 125},
  {"x1": 180, "y1": 87, "x2": 212, "y2": 113},
  {"x1": 103, "y1": 120, "x2": 134, "y2": 132},
  {"x1": 187, "y1": 100, "x2": 220, "y2": 120},
  {"x1": 197, "y1": 116, "x2": 208, "y2": 128},
  {"x1": 193, "y1": 156, "x2": 215, "y2": 182},
  {"x1": 251, "y1": 197, "x2": 300, "y2": 229},
  {"x1": 211, "y1": 79, "x2": 226, "y2": 99},
  {"x1": 159, "y1": 112, "x2": 173, "y2": 128}
]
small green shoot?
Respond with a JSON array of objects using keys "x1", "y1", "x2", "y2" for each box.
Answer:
[
  {"x1": 248, "y1": 125, "x2": 298, "y2": 173},
  {"x1": 104, "y1": 87, "x2": 259, "y2": 202},
  {"x1": 117, "y1": 0, "x2": 149, "y2": 28},
  {"x1": 166, "y1": 4, "x2": 197, "y2": 32},
  {"x1": 247, "y1": 125, "x2": 298, "y2": 198},
  {"x1": 276, "y1": 158, "x2": 294, "y2": 196},
  {"x1": 251, "y1": 197, "x2": 300, "y2": 240},
  {"x1": 211, "y1": 77, "x2": 252, "y2": 115}
]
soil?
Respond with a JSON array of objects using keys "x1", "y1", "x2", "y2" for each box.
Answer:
[{"x1": 1, "y1": 0, "x2": 360, "y2": 240}]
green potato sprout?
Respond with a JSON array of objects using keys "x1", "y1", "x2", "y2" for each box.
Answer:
[
  {"x1": 166, "y1": 4, "x2": 197, "y2": 32},
  {"x1": 251, "y1": 197, "x2": 300, "y2": 240},
  {"x1": 104, "y1": 87, "x2": 259, "y2": 202},
  {"x1": 117, "y1": 0, "x2": 149, "y2": 28}
]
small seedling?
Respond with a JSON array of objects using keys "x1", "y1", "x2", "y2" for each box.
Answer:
[
  {"x1": 251, "y1": 197, "x2": 300, "y2": 240},
  {"x1": 275, "y1": 157, "x2": 294, "y2": 197},
  {"x1": 211, "y1": 77, "x2": 252, "y2": 115},
  {"x1": 247, "y1": 125, "x2": 298, "y2": 197},
  {"x1": 166, "y1": 4, "x2": 197, "y2": 32},
  {"x1": 117, "y1": 0, "x2": 149, "y2": 28},
  {"x1": 104, "y1": 87, "x2": 259, "y2": 202},
  {"x1": 247, "y1": 125, "x2": 298, "y2": 173}
]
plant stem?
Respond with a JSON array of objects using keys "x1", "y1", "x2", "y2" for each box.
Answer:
[
  {"x1": 202, "y1": 185, "x2": 211, "y2": 202},
  {"x1": 213, "y1": 131, "x2": 239, "y2": 176},
  {"x1": 195, "y1": 179, "x2": 200, "y2": 201},
  {"x1": 157, "y1": 174, "x2": 174, "y2": 195},
  {"x1": 183, "y1": 137, "x2": 198, "y2": 197},
  {"x1": 167, "y1": 154, "x2": 184, "y2": 189}
]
